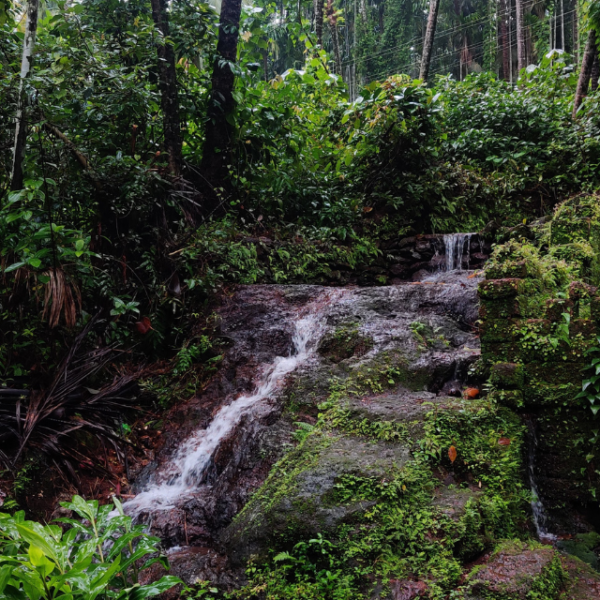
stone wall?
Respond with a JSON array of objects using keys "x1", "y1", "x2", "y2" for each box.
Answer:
[{"x1": 478, "y1": 200, "x2": 600, "y2": 534}]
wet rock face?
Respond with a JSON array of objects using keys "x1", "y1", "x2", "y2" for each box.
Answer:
[
  {"x1": 464, "y1": 541, "x2": 564, "y2": 599},
  {"x1": 128, "y1": 275, "x2": 483, "y2": 584}
]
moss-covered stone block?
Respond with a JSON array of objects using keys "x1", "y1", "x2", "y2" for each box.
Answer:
[
  {"x1": 490, "y1": 363, "x2": 524, "y2": 390},
  {"x1": 489, "y1": 389, "x2": 524, "y2": 409},
  {"x1": 480, "y1": 319, "x2": 517, "y2": 344},
  {"x1": 481, "y1": 342, "x2": 521, "y2": 363},
  {"x1": 545, "y1": 297, "x2": 574, "y2": 323},
  {"x1": 522, "y1": 382, "x2": 581, "y2": 407},
  {"x1": 465, "y1": 540, "x2": 565, "y2": 599},
  {"x1": 480, "y1": 299, "x2": 522, "y2": 320},
  {"x1": 479, "y1": 278, "x2": 523, "y2": 300},
  {"x1": 569, "y1": 318, "x2": 597, "y2": 338},
  {"x1": 525, "y1": 362, "x2": 585, "y2": 387},
  {"x1": 486, "y1": 261, "x2": 528, "y2": 280}
]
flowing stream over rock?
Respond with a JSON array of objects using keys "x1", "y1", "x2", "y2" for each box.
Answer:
[
  {"x1": 124, "y1": 271, "x2": 489, "y2": 585},
  {"x1": 123, "y1": 289, "x2": 343, "y2": 517}
]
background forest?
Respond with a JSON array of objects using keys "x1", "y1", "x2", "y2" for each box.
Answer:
[{"x1": 2, "y1": 0, "x2": 600, "y2": 598}]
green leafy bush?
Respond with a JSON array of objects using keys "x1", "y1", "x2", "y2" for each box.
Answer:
[{"x1": 0, "y1": 495, "x2": 180, "y2": 600}]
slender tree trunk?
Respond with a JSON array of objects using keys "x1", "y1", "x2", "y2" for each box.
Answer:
[
  {"x1": 560, "y1": 0, "x2": 565, "y2": 50},
  {"x1": 573, "y1": 30, "x2": 597, "y2": 118},
  {"x1": 592, "y1": 50, "x2": 599, "y2": 92},
  {"x1": 419, "y1": 0, "x2": 441, "y2": 82},
  {"x1": 574, "y1": 2, "x2": 579, "y2": 66},
  {"x1": 315, "y1": 0, "x2": 325, "y2": 46},
  {"x1": 327, "y1": 0, "x2": 342, "y2": 74},
  {"x1": 200, "y1": 0, "x2": 242, "y2": 200},
  {"x1": 11, "y1": 0, "x2": 39, "y2": 191},
  {"x1": 359, "y1": 0, "x2": 366, "y2": 22},
  {"x1": 509, "y1": 0, "x2": 513, "y2": 83},
  {"x1": 515, "y1": 0, "x2": 526, "y2": 72},
  {"x1": 500, "y1": 0, "x2": 510, "y2": 80},
  {"x1": 150, "y1": 0, "x2": 182, "y2": 176}
]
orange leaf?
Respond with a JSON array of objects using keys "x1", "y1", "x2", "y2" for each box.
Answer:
[
  {"x1": 498, "y1": 437, "x2": 511, "y2": 446},
  {"x1": 448, "y1": 445, "x2": 457, "y2": 463},
  {"x1": 464, "y1": 387, "x2": 479, "y2": 399},
  {"x1": 135, "y1": 316, "x2": 152, "y2": 335}
]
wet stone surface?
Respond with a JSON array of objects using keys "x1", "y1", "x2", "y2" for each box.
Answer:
[{"x1": 124, "y1": 274, "x2": 483, "y2": 585}]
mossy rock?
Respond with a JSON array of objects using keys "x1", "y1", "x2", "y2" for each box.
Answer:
[
  {"x1": 560, "y1": 555, "x2": 600, "y2": 599},
  {"x1": 465, "y1": 540, "x2": 565, "y2": 599},
  {"x1": 222, "y1": 431, "x2": 409, "y2": 566},
  {"x1": 334, "y1": 388, "x2": 459, "y2": 440},
  {"x1": 490, "y1": 363, "x2": 524, "y2": 390},
  {"x1": 557, "y1": 533, "x2": 600, "y2": 571},
  {"x1": 318, "y1": 326, "x2": 374, "y2": 363}
]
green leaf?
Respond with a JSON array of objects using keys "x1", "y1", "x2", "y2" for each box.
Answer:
[
  {"x1": 15, "y1": 524, "x2": 58, "y2": 562},
  {"x1": 127, "y1": 576, "x2": 182, "y2": 600}
]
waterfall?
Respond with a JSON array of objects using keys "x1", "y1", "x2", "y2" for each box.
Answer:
[
  {"x1": 443, "y1": 233, "x2": 471, "y2": 272},
  {"x1": 526, "y1": 418, "x2": 556, "y2": 541},
  {"x1": 121, "y1": 292, "x2": 336, "y2": 517}
]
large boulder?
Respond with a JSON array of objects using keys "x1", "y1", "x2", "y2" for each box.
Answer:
[
  {"x1": 464, "y1": 541, "x2": 564, "y2": 599},
  {"x1": 222, "y1": 431, "x2": 410, "y2": 566}
]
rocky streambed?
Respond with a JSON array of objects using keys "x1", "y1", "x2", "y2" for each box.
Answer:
[{"x1": 129, "y1": 270, "x2": 600, "y2": 598}]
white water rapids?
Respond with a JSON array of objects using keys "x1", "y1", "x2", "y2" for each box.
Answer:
[{"x1": 121, "y1": 291, "x2": 337, "y2": 517}]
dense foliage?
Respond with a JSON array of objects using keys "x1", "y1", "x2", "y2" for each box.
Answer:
[{"x1": 0, "y1": 495, "x2": 180, "y2": 600}]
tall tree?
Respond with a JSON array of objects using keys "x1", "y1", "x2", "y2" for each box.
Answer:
[
  {"x1": 573, "y1": 30, "x2": 597, "y2": 117},
  {"x1": 315, "y1": 0, "x2": 325, "y2": 46},
  {"x1": 10, "y1": 0, "x2": 39, "y2": 191},
  {"x1": 419, "y1": 0, "x2": 441, "y2": 82},
  {"x1": 150, "y1": 0, "x2": 182, "y2": 177},
  {"x1": 327, "y1": 0, "x2": 342, "y2": 73},
  {"x1": 200, "y1": 0, "x2": 243, "y2": 204},
  {"x1": 500, "y1": 0, "x2": 510, "y2": 80},
  {"x1": 515, "y1": 0, "x2": 526, "y2": 72}
]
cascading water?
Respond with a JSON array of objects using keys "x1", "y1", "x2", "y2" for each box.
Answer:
[
  {"x1": 443, "y1": 233, "x2": 472, "y2": 272},
  {"x1": 122, "y1": 291, "x2": 338, "y2": 518},
  {"x1": 525, "y1": 418, "x2": 556, "y2": 542}
]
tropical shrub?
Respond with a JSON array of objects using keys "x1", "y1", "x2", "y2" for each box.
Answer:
[{"x1": 0, "y1": 495, "x2": 180, "y2": 600}]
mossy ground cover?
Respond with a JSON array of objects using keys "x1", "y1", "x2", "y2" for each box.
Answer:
[{"x1": 228, "y1": 362, "x2": 531, "y2": 599}]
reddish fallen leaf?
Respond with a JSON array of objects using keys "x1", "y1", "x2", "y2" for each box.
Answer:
[
  {"x1": 448, "y1": 445, "x2": 457, "y2": 463},
  {"x1": 498, "y1": 437, "x2": 511, "y2": 446},
  {"x1": 135, "y1": 316, "x2": 152, "y2": 334},
  {"x1": 363, "y1": 206, "x2": 373, "y2": 213},
  {"x1": 464, "y1": 387, "x2": 480, "y2": 399}
]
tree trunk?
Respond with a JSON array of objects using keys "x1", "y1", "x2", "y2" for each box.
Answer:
[
  {"x1": 573, "y1": 30, "x2": 597, "y2": 118},
  {"x1": 500, "y1": 0, "x2": 510, "y2": 80},
  {"x1": 315, "y1": 0, "x2": 325, "y2": 46},
  {"x1": 10, "y1": 0, "x2": 39, "y2": 191},
  {"x1": 515, "y1": 0, "x2": 526, "y2": 73},
  {"x1": 592, "y1": 49, "x2": 599, "y2": 92},
  {"x1": 419, "y1": 0, "x2": 441, "y2": 82},
  {"x1": 560, "y1": 0, "x2": 565, "y2": 50},
  {"x1": 150, "y1": 0, "x2": 182, "y2": 177},
  {"x1": 327, "y1": 0, "x2": 342, "y2": 74},
  {"x1": 200, "y1": 0, "x2": 242, "y2": 200},
  {"x1": 359, "y1": 0, "x2": 366, "y2": 23}
]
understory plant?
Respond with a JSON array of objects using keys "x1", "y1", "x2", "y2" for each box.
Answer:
[{"x1": 0, "y1": 495, "x2": 180, "y2": 600}]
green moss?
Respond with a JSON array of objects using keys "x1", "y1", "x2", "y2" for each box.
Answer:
[{"x1": 318, "y1": 325, "x2": 373, "y2": 363}]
